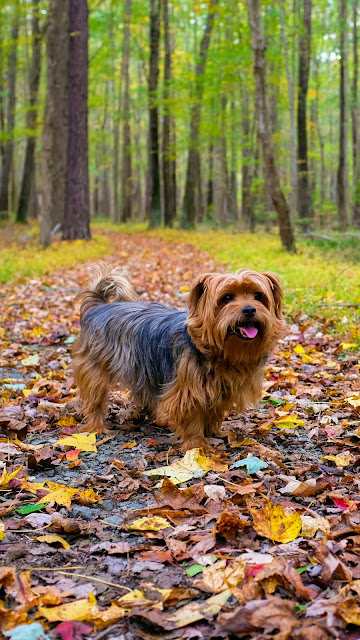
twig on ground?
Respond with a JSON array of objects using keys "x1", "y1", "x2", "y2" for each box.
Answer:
[{"x1": 57, "y1": 571, "x2": 132, "y2": 591}]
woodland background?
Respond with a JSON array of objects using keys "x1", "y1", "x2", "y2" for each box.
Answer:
[{"x1": 1, "y1": 0, "x2": 360, "y2": 255}]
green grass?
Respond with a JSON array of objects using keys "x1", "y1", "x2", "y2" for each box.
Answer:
[
  {"x1": 97, "y1": 221, "x2": 360, "y2": 333},
  {"x1": 0, "y1": 232, "x2": 111, "y2": 283}
]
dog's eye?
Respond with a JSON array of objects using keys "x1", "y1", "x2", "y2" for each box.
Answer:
[
  {"x1": 221, "y1": 293, "x2": 235, "y2": 304},
  {"x1": 254, "y1": 292, "x2": 263, "y2": 301}
]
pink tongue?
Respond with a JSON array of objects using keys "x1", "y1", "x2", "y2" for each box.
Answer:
[{"x1": 241, "y1": 326, "x2": 258, "y2": 338}]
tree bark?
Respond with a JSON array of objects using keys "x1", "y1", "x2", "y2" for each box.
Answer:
[
  {"x1": 248, "y1": 0, "x2": 296, "y2": 252},
  {"x1": 206, "y1": 139, "x2": 214, "y2": 217},
  {"x1": 229, "y1": 100, "x2": 238, "y2": 222},
  {"x1": 162, "y1": 0, "x2": 176, "y2": 227},
  {"x1": 278, "y1": 0, "x2": 297, "y2": 224},
  {"x1": 297, "y1": 0, "x2": 312, "y2": 231},
  {"x1": 63, "y1": 0, "x2": 90, "y2": 240},
  {"x1": 0, "y1": 16, "x2": 19, "y2": 218},
  {"x1": 16, "y1": 1, "x2": 42, "y2": 223},
  {"x1": 352, "y1": 0, "x2": 360, "y2": 227},
  {"x1": 241, "y1": 85, "x2": 253, "y2": 228},
  {"x1": 40, "y1": 0, "x2": 69, "y2": 246},
  {"x1": 148, "y1": 0, "x2": 161, "y2": 227},
  {"x1": 120, "y1": 0, "x2": 132, "y2": 222},
  {"x1": 219, "y1": 95, "x2": 229, "y2": 224},
  {"x1": 181, "y1": 0, "x2": 217, "y2": 229},
  {"x1": 337, "y1": 0, "x2": 348, "y2": 231}
]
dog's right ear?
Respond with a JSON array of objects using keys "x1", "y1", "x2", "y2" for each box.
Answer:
[{"x1": 187, "y1": 273, "x2": 213, "y2": 314}]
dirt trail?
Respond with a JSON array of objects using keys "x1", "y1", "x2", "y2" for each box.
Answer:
[{"x1": 0, "y1": 232, "x2": 359, "y2": 639}]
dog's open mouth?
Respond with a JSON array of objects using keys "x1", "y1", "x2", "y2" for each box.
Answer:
[{"x1": 232, "y1": 322, "x2": 259, "y2": 341}]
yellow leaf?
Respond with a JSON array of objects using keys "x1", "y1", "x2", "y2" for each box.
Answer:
[
  {"x1": 21, "y1": 480, "x2": 46, "y2": 493},
  {"x1": 347, "y1": 395, "x2": 360, "y2": 408},
  {"x1": 77, "y1": 488, "x2": 101, "y2": 505},
  {"x1": 117, "y1": 589, "x2": 147, "y2": 606},
  {"x1": 321, "y1": 453, "x2": 354, "y2": 467},
  {"x1": 128, "y1": 516, "x2": 171, "y2": 531},
  {"x1": 38, "y1": 597, "x2": 96, "y2": 622},
  {"x1": 55, "y1": 433, "x2": 97, "y2": 453},
  {"x1": 165, "y1": 589, "x2": 231, "y2": 628},
  {"x1": 57, "y1": 416, "x2": 77, "y2": 428},
  {"x1": 0, "y1": 465, "x2": 22, "y2": 487},
  {"x1": 35, "y1": 534, "x2": 70, "y2": 549},
  {"x1": 0, "y1": 521, "x2": 5, "y2": 541},
  {"x1": 293, "y1": 345, "x2": 305, "y2": 354},
  {"x1": 274, "y1": 414, "x2": 305, "y2": 429},
  {"x1": 142, "y1": 448, "x2": 226, "y2": 486},
  {"x1": 250, "y1": 500, "x2": 302, "y2": 543},
  {"x1": 37, "y1": 481, "x2": 78, "y2": 510},
  {"x1": 341, "y1": 343, "x2": 358, "y2": 350},
  {"x1": 92, "y1": 603, "x2": 126, "y2": 630},
  {"x1": 301, "y1": 354, "x2": 313, "y2": 364},
  {"x1": 180, "y1": 285, "x2": 189, "y2": 293},
  {"x1": 120, "y1": 440, "x2": 137, "y2": 450},
  {"x1": 22, "y1": 388, "x2": 33, "y2": 398}
]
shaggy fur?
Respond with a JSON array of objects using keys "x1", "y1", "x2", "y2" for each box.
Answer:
[{"x1": 73, "y1": 263, "x2": 285, "y2": 450}]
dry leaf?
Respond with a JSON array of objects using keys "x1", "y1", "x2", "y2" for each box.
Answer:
[
  {"x1": 55, "y1": 433, "x2": 97, "y2": 453},
  {"x1": 249, "y1": 500, "x2": 302, "y2": 543}
]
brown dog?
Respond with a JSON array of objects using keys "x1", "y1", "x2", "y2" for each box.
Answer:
[{"x1": 73, "y1": 264, "x2": 285, "y2": 450}]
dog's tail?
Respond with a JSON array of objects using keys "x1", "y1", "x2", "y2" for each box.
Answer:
[{"x1": 77, "y1": 262, "x2": 138, "y2": 321}]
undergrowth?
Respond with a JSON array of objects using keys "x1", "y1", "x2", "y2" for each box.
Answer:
[{"x1": 0, "y1": 226, "x2": 111, "y2": 283}]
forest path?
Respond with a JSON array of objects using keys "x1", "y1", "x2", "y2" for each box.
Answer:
[{"x1": 0, "y1": 232, "x2": 359, "y2": 639}]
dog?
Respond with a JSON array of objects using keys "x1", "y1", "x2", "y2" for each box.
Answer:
[{"x1": 72, "y1": 263, "x2": 285, "y2": 450}]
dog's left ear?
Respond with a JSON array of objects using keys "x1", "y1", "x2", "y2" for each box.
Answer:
[
  {"x1": 263, "y1": 272, "x2": 283, "y2": 318},
  {"x1": 187, "y1": 273, "x2": 213, "y2": 315}
]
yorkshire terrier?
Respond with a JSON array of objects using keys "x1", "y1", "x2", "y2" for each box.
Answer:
[{"x1": 72, "y1": 263, "x2": 285, "y2": 450}]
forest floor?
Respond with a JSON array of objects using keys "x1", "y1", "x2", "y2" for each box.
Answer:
[{"x1": 0, "y1": 231, "x2": 360, "y2": 640}]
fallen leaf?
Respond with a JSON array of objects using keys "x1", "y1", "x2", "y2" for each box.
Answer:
[
  {"x1": 230, "y1": 456, "x2": 268, "y2": 474},
  {"x1": 53, "y1": 621, "x2": 93, "y2": 640},
  {"x1": 38, "y1": 596, "x2": 96, "y2": 623},
  {"x1": 300, "y1": 515, "x2": 330, "y2": 538},
  {"x1": 35, "y1": 534, "x2": 70, "y2": 549},
  {"x1": 143, "y1": 448, "x2": 215, "y2": 485},
  {"x1": 36, "y1": 482, "x2": 78, "y2": 510},
  {"x1": 0, "y1": 466, "x2": 22, "y2": 487},
  {"x1": 127, "y1": 516, "x2": 171, "y2": 531},
  {"x1": 3, "y1": 622, "x2": 51, "y2": 640},
  {"x1": 274, "y1": 414, "x2": 305, "y2": 429},
  {"x1": 249, "y1": 500, "x2": 302, "y2": 543},
  {"x1": 55, "y1": 433, "x2": 97, "y2": 453}
]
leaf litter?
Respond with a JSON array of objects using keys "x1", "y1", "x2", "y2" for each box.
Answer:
[{"x1": 0, "y1": 232, "x2": 359, "y2": 638}]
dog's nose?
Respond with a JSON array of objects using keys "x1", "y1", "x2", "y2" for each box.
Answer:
[{"x1": 242, "y1": 305, "x2": 256, "y2": 318}]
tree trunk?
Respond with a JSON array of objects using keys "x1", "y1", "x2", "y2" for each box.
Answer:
[
  {"x1": 120, "y1": 0, "x2": 132, "y2": 222},
  {"x1": 181, "y1": 0, "x2": 217, "y2": 229},
  {"x1": 229, "y1": 100, "x2": 238, "y2": 222},
  {"x1": 248, "y1": 0, "x2": 296, "y2": 252},
  {"x1": 40, "y1": 0, "x2": 69, "y2": 246},
  {"x1": 162, "y1": 0, "x2": 176, "y2": 227},
  {"x1": 297, "y1": 0, "x2": 312, "y2": 232},
  {"x1": 337, "y1": 0, "x2": 348, "y2": 231},
  {"x1": 352, "y1": 0, "x2": 360, "y2": 227},
  {"x1": 63, "y1": 0, "x2": 90, "y2": 240},
  {"x1": 219, "y1": 95, "x2": 229, "y2": 224},
  {"x1": 0, "y1": 16, "x2": 19, "y2": 218},
  {"x1": 16, "y1": 1, "x2": 42, "y2": 223},
  {"x1": 241, "y1": 86, "x2": 253, "y2": 228},
  {"x1": 148, "y1": 0, "x2": 161, "y2": 227},
  {"x1": 206, "y1": 139, "x2": 214, "y2": 219},
  {"x1": 278, "y1": 0, "x2": 297, "y2": 224}
]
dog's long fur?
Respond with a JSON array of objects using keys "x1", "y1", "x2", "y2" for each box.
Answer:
[{"x1": 73, "y1": 263, "x2": 285, "y2": 450}]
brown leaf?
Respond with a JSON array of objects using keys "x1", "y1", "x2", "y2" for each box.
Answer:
[{"x1": 218, "y1": 596, "x2": 299, "y2": 639}]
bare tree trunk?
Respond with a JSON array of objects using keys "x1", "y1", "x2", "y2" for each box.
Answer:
[
  {"x1": 337, "y1": 0, "x2": 348, "y2": 231},
  {"x1": 248, "y1": 0, "x2": 295, "y2": 252},
  {"x1": 278, "y1": 0, "x2": 297, "y2": 224},
  {"x1": 181, "y1": 0, "x2": 217, "y2": 228},
  {"x1": 162, "y1": 0, "x2": 176, "y2": 227},
  {"x1": 0, "y1": 16, "x2": 19, "y2": 218},
  {"x1": 120, "y1": 0, "x2": 132, "y2": 222},
  {"x1": 297, "y1": 0, "x2": 312, "y2": 232},
  {"x1": 40, "y1": 0, "x2": 69, "y2": 246},
  {"x1": 101, "y1": 84, "x2": 111, "y2": 218},
  {"x1": 206, "y1": 139, "x2": 214, "y2": 218},
  {"x1": 229, "y1": 100, "x2": 238, "y2": 222},
  {"x1": 63, "y1": 0, "x2": 90, "y2": 240},
  {"x1": 219, "y1": 95, "x2": 229, "y2": 224},
  {"x1": 16, "y1": 1, "x2": 42, "y2": 223},
  {"x1": 352, "y1": 0, "x2": 360, "y2": 227},
  {"x1": 241, "y1": 86, "x2": 253, "y2": 228},
  {"x1": 148, "y1": 0, "x2": 161, "y2": 227}
]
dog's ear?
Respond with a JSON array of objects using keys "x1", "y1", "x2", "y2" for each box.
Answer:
[
  {"x1": 263, "y1": 272, "x2": 283, "y2": 319},
  {"x1": 187, "y1": 273, "x2": 213, "y2": 314}
]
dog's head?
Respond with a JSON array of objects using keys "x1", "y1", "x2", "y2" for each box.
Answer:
[{"x1": 186, "y1": 269, "x2": 285, "y2": 362}]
